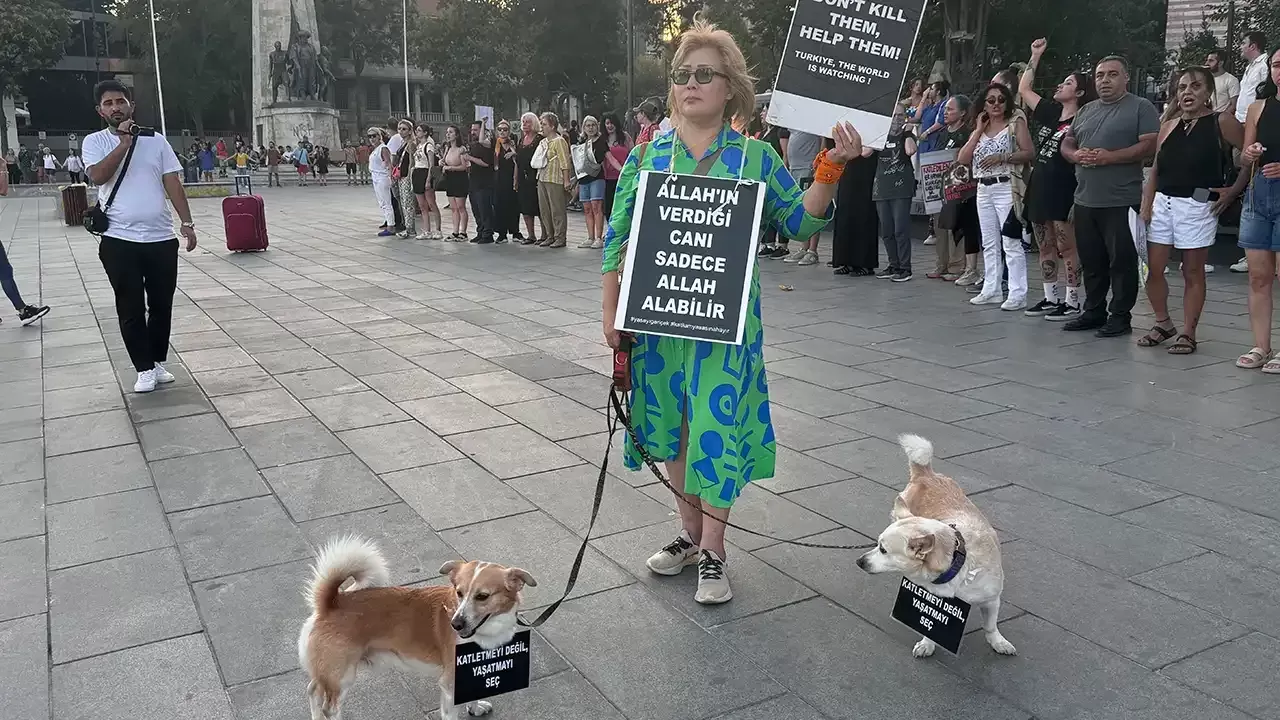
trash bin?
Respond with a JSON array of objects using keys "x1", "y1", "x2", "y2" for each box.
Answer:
[{"x1": 61, "y1": 184, "x2": 88, "y2": 226}]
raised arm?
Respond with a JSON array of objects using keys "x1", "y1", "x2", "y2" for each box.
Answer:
[{"x1": 1019, "y1": 39, "x2": 1048, "y2": 111}]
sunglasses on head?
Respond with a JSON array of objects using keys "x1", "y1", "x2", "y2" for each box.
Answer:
[{"x1": 671, "y1": 67, "x2": 728, "y2": 85}]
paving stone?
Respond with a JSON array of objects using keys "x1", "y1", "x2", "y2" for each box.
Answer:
[
  {"x1": 261, "y1": 454, "x2": 398, "y2": 522},
  {"x1": 785, "y1": 476, "x2": 903, "y2": 538},
  {"x1": 0, "y1": 379, "x2": 42, "y2": 412},
  {"x1": 0, "y1": 480, "x2": 44, "y2": 543},
  {"x1": 236, "y1": 417, "x2": 349, "y2": 468},
  {"x1": 1118, "y1": 495, "x2": 1280, "y2": 569},
  {"x1": 44, "y1": 408, "x2": 136, "y2": 457},
  {"x1": 0, "y1": 615, "x2": 48, "y2": 720},
  {"x1": 0, "y1": 438, "x2": 43, "y2": 484},
  {"x1": 1161, "y1": 633, "x2": 1280, "y2": 719},
  {"x1": 149, "y1": 448, "x2": 269, "y2": 512},
  {"x1": 767, "y1": 356, "x2": 887, "y2": 390},
  {"x1": 303, "y1": 390, "x2": 410, "y2": 432},
  {"x1": 46, "y1": 443, "x2": 151, "y2": 503},
  {"x1": 193, "y1": 559, "x2": 311, "y2": 685},
  {"x1": 251, "y1": 347, "x2": 334, "y2": 375},
  {"x1": 193, "y1": 365, "x2": 281, "y2": 397},
  {"x1": 170, "y1": 496, "x2": 313, "y2": 581},
  {"x1": 441, "y1": 511, "x2": 633, "y2": 609},
  {"x1": 382, "y1": 458, "x2": 535, "y2": 530},
  {"x1": 0, "y1": 404, "x2": 42, "y2": 443},
  {"x1": 51, "y1": 633, "x2": 233, "y2": 720},
  {"x1": 123, "y1": 384, "x2": 217, "y2": 423},
  {"x1": 752, "y1": 445, "x2": 855, "y2": 493},
  {"x1": 1001, "y1": 541, "x2": 1245, "y2": 668},
  {"x1": 47, "y1": 488, "x2": 171, "y2": 569},
  {"x1": 715, "y1": 598, "x2": 1028, "y2": 720},
  {"x1": 210, "y1": 389, "x2": 311, "y2": 428},
  {"x1": 851, "y1": 380, "x2": 1005, "y2": 423},
  {"x1": 138, "y1": 412, "x2": 240, "y2": 461},
  {"x1": 274, "y1": 366, "x2": 369, "y2": 401},
  {"x1": 44, "y1": 360, "x2": 119, "y2": 391},
  {"x1": 300, "y1": 503, "x2": 461, "y2": 586},
  {"x1": 1130, "y1": 552, "x2": 1279, "y2": 630},
  {"x1": 449, "y1": 369, "x2": 559, "y2": 405},
  {"x1": 360, "y1": 367, "x2": 456, "y2": 402},
  {"x1": 409, "y1": 349, "x2": 503, "y2": 378},
  {"x1": 509, "y1": 464, "x2": 674, "y2": 538},
  {"x1": 1107, "y1": 449, "x2": 1280, "y2": 520},
  {"x1": 825, "y1": 407, "x2": 1007, "y2": 458},
  {"x1": 537, "y1": 373, "x2": 611, "y2": 409},
  {"x1": 43, "y1": 382, "x2": 126, "y2": 419},
  {"x1": 768, "y1": 404, "x2": 863, "y2": 451},
  {"x1": 49, "y1": 547, "x2": 201, "y2": 663},
  {"x1": 376, "y1": 331, "x2": 458, "y2": 357},
  {"x1": 306, "y1": 330, "x2": 384, "y2": 354},
  {"x1": 643, "y1": 482, "x2": 841, "y2": 552},
  {"x1": 179, "y1": 346, "x2": 257, "y2": 373},
  {"x1": 706, "y1": 695, "x2": 829, "y2": 720},
  {"x1": 228, "y1": 667, "x2": 428, "y2": 720},
  {"x1": 499, "y1": 395, "x2": 606, "y2": 440},
  {"x1": 397, "y1": 392, "x2": 515, "y2": 435},
  {"x1": 764, "y1": 377, "x2": 879, "y2": 419},
  {"x1": 338, "y1": 420, "x2": 463, "y2": 474},
  {"x1": 536, "y1": 584, "x2": 786, "y2": 720},
  {"x1": 328, "y1": 348, "x2": 417, "y2": 376},
  {"x1": 489, "y1": 350, "x2": 593, "y2": 382},
  {"x1": 0, "y1": 536, "x2": 46, "y2": 621},
  {"x1": 43, "y1": 341, "x2": 108, "y2": 367},
  {"x1": 1091, "y1": 412, "x2": 1280, "y2": 472},
  {"x1": 169, "y1": 329, "x2": 238, "y2": 352},
  {"x1": 43, "y1": 327, "x2": 105, "y2": 348},
  {"x1": 449, "y1": 424, "x2": 585, "y2": 480},
  {"x1": 858, "y1": 356, "x2": 1004, "y2": 393}
]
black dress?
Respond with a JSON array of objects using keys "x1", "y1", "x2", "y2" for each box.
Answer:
[
  {"x1": 494, "y1": 141, "x2": 522, "y2": 238},
  {"x1": 515, "y1": 136, "x2": 541, "y2": 217},
  {"x1": 831, "y1": 153, "x2": 880, "y2": 271}
]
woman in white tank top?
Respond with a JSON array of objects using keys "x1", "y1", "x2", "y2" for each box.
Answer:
[
  {"x1": 958, "y1": 83, "x2": 1034, "y2": 310},
  {"x1": 366, "y1": 127, "x2": 396, "y2": 233}
]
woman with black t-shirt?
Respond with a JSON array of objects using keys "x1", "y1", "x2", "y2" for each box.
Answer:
[
  {"x1": 1019, "y1": 39, "x2": 1096, "y2": 320},
  {"x1": 872, "y1": 107, "x2": 918, "y2": 281}
]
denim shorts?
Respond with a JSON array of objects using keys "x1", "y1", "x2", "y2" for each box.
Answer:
[
  {"x1": 1239, "y1": 174, "x2": 1280, "y2": 252},
  {"x1": 579, "y1": 178, "x2": 605, "y2": 202}
]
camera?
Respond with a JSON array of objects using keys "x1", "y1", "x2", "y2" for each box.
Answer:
[{"x1": 126, "y1": 124, "x2": 157, "y2": 137}]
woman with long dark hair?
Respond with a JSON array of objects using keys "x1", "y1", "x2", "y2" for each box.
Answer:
[
  {"x1": 931, "y1": 95, "x2": 980, "y2": 283},
  {"x1": 602, "y1": 113, "x2": 632, "y2": 221},
  {"x1": 441, "y1": 124, "x2": 471, "y2": 240},
  {"x1": 1018, "y1": 38, "x2": 1097, "y2": 320},
  {"x1": 1236, "y1": 47, "x2": 1280, "y2": 371},
  {"x1": 493, "y1": 119, "x2": 523, "y2": 242}
]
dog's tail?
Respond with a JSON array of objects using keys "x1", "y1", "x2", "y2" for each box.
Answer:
[
  {"x1": 899, "y1": 433, "x2": 934, "y2": 470},
  {"x1": 306, "y1": 534, "x2": 390, "y2": 616}
]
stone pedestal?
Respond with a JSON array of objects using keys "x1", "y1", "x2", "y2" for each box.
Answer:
[{"x1": 256, "y1": 104, "x2": 341, "y2": 149}]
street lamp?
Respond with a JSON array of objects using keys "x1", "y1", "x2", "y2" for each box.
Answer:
[
  {"x1": 625, "y1": 0, "x2": 634, "y2": 115},
  {"x1": 403, "y1": 0, "x2": 411, "y2": 117},
  {"x1": 147, "y1": 0, "x2": 167, "y2": 136}
]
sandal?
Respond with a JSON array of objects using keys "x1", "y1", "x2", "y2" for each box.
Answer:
[
  {"x1": 1137, "y1": 323, "x2": 1177, "y2": 347},
  {"x1": 1167, "y1": 334, "x2": 1197, "y2": 355},
  {"x1": 1264, "y1": 358, "x2": 1280, "y2": 374},
  {"x1": 1236, "y1": 347, "x2": 1274, "y2": 369}
]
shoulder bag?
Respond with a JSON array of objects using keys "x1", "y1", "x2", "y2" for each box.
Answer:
[
  {"x1": 84, "y1": 136, "x2": 139, "y2": 236},
  {"x1": 531, "y1": 138, "x2": 549, "y2": 170}
]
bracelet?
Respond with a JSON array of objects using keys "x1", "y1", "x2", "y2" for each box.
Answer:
[{"x1": 813, "y1": 149, "x2": 846, "y2": 185}]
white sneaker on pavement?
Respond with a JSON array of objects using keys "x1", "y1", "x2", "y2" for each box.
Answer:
[
  {"x1": 153, "y1": 363, "x2": 176, "y2": 384},
  {"x1": 1231, "y1": 257, "x2": 1249, "y2": 273},
  {"x1": 781, "y1": 249, "x2": 808, "y2": 263},
  {"x1": 579, "y1": 238, "x2": 596, "y2": 248},
  {"x1": 645, "y1": 530, "x2": 699, "y2": 576},
  {"x1": 923, "y1": 234, "x2": 937, "y2": 246},
  {"x1": 797, "y1": 250, "x2": 818, "y2": 266},
  {"x1": 694, "y1": 550, "x2": 732, "y2": 604},
  {"x1": 134, "y1": 369, "x2": 157, "y2": 393}
]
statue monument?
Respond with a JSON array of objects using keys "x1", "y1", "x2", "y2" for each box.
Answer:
[{"x1": 251, "y1": 0, "x2": 340, "y2": 148}]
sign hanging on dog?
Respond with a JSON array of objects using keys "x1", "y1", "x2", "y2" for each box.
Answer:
[
  {"x1": 614, "y1": 171, "x2": 765, "y2": 345},
  {"x1": 767, "y1": 0, "x2": 929, "y2": 148},
  {"x1": 454, "y1": 629, "x2": 532, "y2": 704},
  {"x1": 891, "y1": 577, "x2": 970, "y2": 655}
]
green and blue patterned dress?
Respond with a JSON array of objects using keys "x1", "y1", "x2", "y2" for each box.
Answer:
[{"x1": 602, "y1": 124, "x2": 833, "y2": 508}]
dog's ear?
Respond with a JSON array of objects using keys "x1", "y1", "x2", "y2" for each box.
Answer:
[
  {"x1": 505, "y1": 567, "x2": 537, "y2": 590},
  {"x1": 439, "y1": 560, "x2": 462, "y2": 580},
  {"x1": 907, "y1": 533, "x2": 935, "y2": 559}
]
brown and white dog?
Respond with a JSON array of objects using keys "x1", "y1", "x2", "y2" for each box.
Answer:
[
  {"x1": 856, "y1": 434, "x2": 1017, "y2": 658},
  {"x1": 297, "y1": 535, "x2": 537, "y2": 720}
]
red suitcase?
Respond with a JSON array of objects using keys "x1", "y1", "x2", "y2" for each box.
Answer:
[{"x1": 223, "y1": 195, "x2": 268, "y2": 252}]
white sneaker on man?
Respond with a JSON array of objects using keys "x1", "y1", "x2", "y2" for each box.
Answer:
[
  {"x1": 923, "y1": 234, "x2": 937, "y2": 246},
  {"x1": 694, "y1": 550, "x2": 732, "y2": 604},
  {"x1": 154, "y1": 363, "x2": 176, "y2": 384},
  {"x1": 645, "y1": 530, "x2": 699, "y2": 575},
  {"x1": 134, "y1": 369, "x2": 157, "y2": 393},
  {"x1": 1231, "y1": 257, "x2": 1249, "y2": 273}
]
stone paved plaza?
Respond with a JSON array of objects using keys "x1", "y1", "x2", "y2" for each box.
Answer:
[{"x1": 2, "y1": 186, "x2": 1278, "y2": 720}]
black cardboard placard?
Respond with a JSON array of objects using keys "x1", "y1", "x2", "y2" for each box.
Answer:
[
  {"x1": 614, "y1": 171, "x2": 765, "y2": 345},
  {"x1": 891, "y1": 577, "x2": 970, "y2": 655},
  {"x1": 453, "y1": 630, "x2": 531, "y2": 705}
]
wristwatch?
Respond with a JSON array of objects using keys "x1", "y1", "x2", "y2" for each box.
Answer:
[{"x1": 181, "y1": 221, "x2": 196, "y2": 229}]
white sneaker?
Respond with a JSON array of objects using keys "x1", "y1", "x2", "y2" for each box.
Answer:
[
  {"x1": 591, "y1": 239, "x2": 604, "y2": 249},
  {"x1": 1000, "y1": 297, "x2": 1027, "y2": 311},
  {"x1": 134, "y1": 369, "x2": 157, "y2": 393},
  {"x1": 970, "y1": 293, "x2": 1003, "y2": 306},
  {"x1": 923, "y1": 234, "x2": 937, "y2": 246},
  {"x1": 954, "y1": 269, "x2": 981, "y2": 287},
  {"x1": 578, "y1": 238, "x2": 596, "y2": 248},
  {"x1": 782, "y1": 249, "x2": 808, "y2": 263},
  {"x1": 1231, "y1": 257, "x2": 1249, "y2": 273},
  {"x1": 694, "y1": 550, "x2": 732, "y2": 605},
  {"x1": 153, "y1": 363, "x2": 176, "y2": 384},
  {"x1": 645, "y1": 530, "x2": 699, "y2": 576},
  {"x1": 797, "y1": 250, "x2": 818, "y2": 266},
  {"x1": 1204, "y1": 264, "x2": 1215, "y2": 274},
  {"x1": 415, "y1": 232, "x2": 430, "y2": 240}
]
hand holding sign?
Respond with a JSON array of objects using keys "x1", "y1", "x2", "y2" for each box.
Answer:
[{"x1": 826, "y1": 122, "x2": 864, "y2": 164}]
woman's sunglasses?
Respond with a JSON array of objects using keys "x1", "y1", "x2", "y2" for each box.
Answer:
[
  {"x1": 985, "y1": 96, "x2": 1006, "y2": 105},
  {"x1": 671, "y1": 67, "x2": 728, "y2": 85}
]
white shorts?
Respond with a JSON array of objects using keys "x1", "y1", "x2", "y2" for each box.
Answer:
[{"x1": 1148, "y1": 192, "x2": 1217, "y2": 249}]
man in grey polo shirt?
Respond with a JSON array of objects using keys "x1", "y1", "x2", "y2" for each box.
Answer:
[
  {"x1": 782, "y1": 129, "x2": 824, "y2": 265},
  {"x1": 1060, "y1": 55, "x2": 1159, "y2": 338}
]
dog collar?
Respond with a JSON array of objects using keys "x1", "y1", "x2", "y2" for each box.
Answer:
[{"x1": 931, "y1": 525, "x2": 967, "y2": 585}]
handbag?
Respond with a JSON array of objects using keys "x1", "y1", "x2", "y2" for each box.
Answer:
[
  {"x1": 572, "y1": 141, "x2": 601, "y2": 178},
  {"x1": 84, "y1": 135, "x2": 139, "y2": 236},
  {"x1": 531, "y1": 139, "x2": 549, "y2": 170}
]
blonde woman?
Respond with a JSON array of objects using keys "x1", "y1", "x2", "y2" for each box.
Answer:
[
  {"x1": 601, "y1": 18, "x2": 860, "y2": 603},
  {"x1": 392, "y1": 119, "x2": 417, "y2": 238},
  {"x1": 535, "y1": 112, "x2": 572, "y2": 248},
  {"x1": 574, "y1": 116, "x2": 610, "y2": 249}
]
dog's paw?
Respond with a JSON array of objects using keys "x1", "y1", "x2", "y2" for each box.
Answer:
[
  {"x1": 987, "y1": 632, "x2": 1017, "y2": 656},
  {"x1": 467, "y1": 700, "x2": 493, "y2": 717},
  {"x1": 912, "y1": 638, "x2": 937, "y2": 658}
]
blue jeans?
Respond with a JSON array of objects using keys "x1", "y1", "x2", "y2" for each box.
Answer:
[
  {"x1": 1239, "y1": 173, "x2": 1280, "y2": 252},
  {"x1": 0, "y1": 241, "x2": 25, "y2": 310}
]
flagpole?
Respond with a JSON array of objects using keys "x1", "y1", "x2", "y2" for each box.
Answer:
[
  {"x1": 402, "y1": 0, "x2": 410, "y2": 118},
  {"x1": 148, "y1": 0, "x2": 167, "y2": 136}
]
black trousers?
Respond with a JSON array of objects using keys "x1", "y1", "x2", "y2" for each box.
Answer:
[
  {"x1": 493, "y1": 186, "x2": 520, "y2": 237},
  {"x1": 469, "y1": 187, "x2": 494, "y2": 238},
  {"x1": 391, "y1": 187, "x2": 404, "y2": 230},
  {"x1": 99, "y1": 237, "x2": 179, "y2": 372},
  {"x1": 1074, "y1": 205, "x2": 1138, "y2": 321}
]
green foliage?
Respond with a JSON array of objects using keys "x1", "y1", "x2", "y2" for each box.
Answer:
[
  {"x1": 1173, "y1": 18, "x2": 1225, "y2": 71},
  {"x1": 0, "y1": 0, "x2": 71, "y2": 148},
  {"x1": 413, "y1": 0, "x2": 522, "y2": 109},
  {"x1": 317, "y1": 0, "x2": 411, "y2": 77}
]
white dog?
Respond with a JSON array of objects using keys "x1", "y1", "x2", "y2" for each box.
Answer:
[{"x1": 856, "y1": 434, "x2": 1017, "y2": 658}]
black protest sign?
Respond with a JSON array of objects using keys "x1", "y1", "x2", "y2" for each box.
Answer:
[
  {"x1": 453, "y1": 630, "x2": 532, "y2": 705},
  {"x1": 891, "y1": 577, "x2": 971, "y2": 655},
  {"x1": 769, "y1": 0, "x2": 929, "y2": 146},
  {"x1": 615, "y1": 171, "x2": 766, "y2": 345}
]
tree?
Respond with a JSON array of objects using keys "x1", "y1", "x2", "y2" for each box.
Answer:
[
  {"x1": 1174, "y1": 18, "x2": 1225, "y2": 71},
  {"x1": 318, "y1": 0, "x2": 412, "y2": 129},
  {"x1": 0, "y1": 0, "x2": 70, "y2": 151},
  {"x1": 110, "y1": 0, "x2": 250, "y2": 137},
  {"x1": 413, "y1": 0, "x2": 523, "y2": 111}
]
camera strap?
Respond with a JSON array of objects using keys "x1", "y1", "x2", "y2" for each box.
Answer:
[{"x1": 102, "y1": 135, "x2": 140, "y2": 212}]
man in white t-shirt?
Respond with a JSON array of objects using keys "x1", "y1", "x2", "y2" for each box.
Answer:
[
  {"x1": 82, "y1": 80, "x2": 198, "y2": 393},
  {"x1": 1206, "y1": 50, "x2": 1240, "y2": 113}
]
